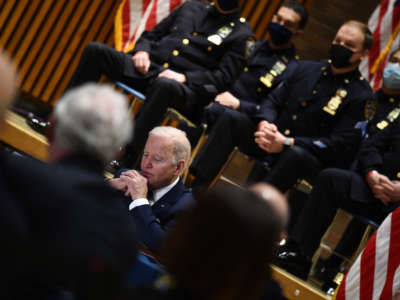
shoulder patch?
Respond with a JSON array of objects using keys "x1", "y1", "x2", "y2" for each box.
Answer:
[
  {"x1": 364, "y1": 99, "x2": 377, "y2": 121},
  {"x1": 245, "y1": 37, "x2": 256, "y2": 59}
]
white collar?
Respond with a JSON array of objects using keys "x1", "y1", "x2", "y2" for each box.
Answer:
[{"x1": 152, "y1": 177, "x2": 180, "y2": 203}]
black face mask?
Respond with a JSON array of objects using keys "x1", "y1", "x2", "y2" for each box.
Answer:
[
  {"x1": 329, "y1": 44, "x2": 355, "y2": 68},
  {"x1": 268, "y1": 22, "x2": 293, "y2": 46}
]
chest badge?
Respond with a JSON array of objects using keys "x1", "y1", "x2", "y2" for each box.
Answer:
[{"x1": 323, "y1": 89, "x2": 347, "y2": 116}]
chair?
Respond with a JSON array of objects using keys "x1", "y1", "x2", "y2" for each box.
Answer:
[{"x1": 113, "y1": 81, "x2": 208, "y2": 179}]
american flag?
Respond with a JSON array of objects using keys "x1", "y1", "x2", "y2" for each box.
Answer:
[
  {"x1": 115, "y1": 0, "x2": 186, "y2": 53},
  {"x1": 334, "y1": 207, "x2": 400, "y2": 300},
  {"x1": 360, "y1": 0, "x2": 400, "y2": 91}
]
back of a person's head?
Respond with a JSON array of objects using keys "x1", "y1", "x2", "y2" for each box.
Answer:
[
  {"x1": 160, "y1": 186, "x2": 281, "y2": 300},
  {"x1": 0, "y1": 51, "x2": 18, "y2": 121},
  {"x1": 53, "y1": 84, "x2": 133, "y2": 164}
]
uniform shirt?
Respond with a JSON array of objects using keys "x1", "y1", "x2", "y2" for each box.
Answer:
[
  {"x1": 230, "y1": 40, "x2": 297, "y2": 116},
  {"x1": 131, "y1": 0, "x2": 254, "y2": 96},
  {"x1": 253, "y1": 60, "x2": 374, "y2": 168}
]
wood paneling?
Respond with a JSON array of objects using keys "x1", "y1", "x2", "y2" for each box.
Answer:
[{"x1": 0, "y1": 0, "x2": 120, "y2": 107}]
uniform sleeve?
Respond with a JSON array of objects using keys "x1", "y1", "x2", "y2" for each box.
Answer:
[
  {"x1": 251, "y1": 80, "x2": 291, "y2": 122},
  {"x1": 356, "y1": 120, "x2": 398, "y2": 174},
  {"x1": 184, "y1": 31, "x2": 254, "y2": 95},
  {"x1": 294, "y1": 95, "x2": 368, "y2": 167}
]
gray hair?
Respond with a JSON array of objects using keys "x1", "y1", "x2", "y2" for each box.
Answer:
[
  {"x1": 54, "y1": 83, "x2": 133, "y2": 163},
  {"x1": 149, "y1": 126, "x2": 191, "y2": 167}
]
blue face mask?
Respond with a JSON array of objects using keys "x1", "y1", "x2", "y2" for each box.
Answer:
[
  {"x1": 268, "y1": 22, "x2": 293, "y2": 46},
  {"x1": 383, "y1": 63, "x2": 400, "y2": 89}
]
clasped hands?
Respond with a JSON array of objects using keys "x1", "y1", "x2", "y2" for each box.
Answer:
[
  {"x1": 366, "y1": 171, "x2": 400, "y2": 206},
  {"x1": 109, "y1": 170, "x2": 148, "y2": 200},
  {"x1": 254, "y1": 120, "x2": 288, "y2": 154},
  {"x1": 132, "y1": 51, "x2": 186, "y2": 83}
]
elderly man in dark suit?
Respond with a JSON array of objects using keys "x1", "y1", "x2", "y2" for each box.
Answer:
[
  {"x1": 5, "y1": 84, "x2": 139, "y2": 300},
  {"x1": 110, "y1": 126, "x2": 194, "y2": 253},
  {"x1": 0, "y1": 52, "x2": 31, "y2": 299}
]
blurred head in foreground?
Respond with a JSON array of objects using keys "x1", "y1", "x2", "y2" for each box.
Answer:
[
  {"x1": 50, "y1": 83, "x2": 133, "y2": 164},
  {"x1": 160, "y1": 186, "x2": 281, "y2": 300}
]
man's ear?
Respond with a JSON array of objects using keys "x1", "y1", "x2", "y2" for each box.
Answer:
[
  {"x1": 360, "y1": 49, "x2": 370, "y2": 61},
  {"x1": 175, "y1": 160, "x2": 186, "y2": 175}
]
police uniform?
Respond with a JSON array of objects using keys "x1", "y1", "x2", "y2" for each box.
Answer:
[
  {"x1": 204, "y1": 41, "x2": 298, "y2": 126},
  {"x1": 290, "y1": 116, "x2": 400, "y2": 260},
  {"x1": 191, "y1": 60, "x2": 374, "y2": 192}
]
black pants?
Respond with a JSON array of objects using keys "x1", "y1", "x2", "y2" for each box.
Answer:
[
  {"x1": 291, "y1": 168, "x2": 383, "y2": 258},
  {"x1": 190, "y1": 109, "x2": 323, "y2": 192},
  {"x1": 68, "y1": 42, "x2": 154, "y2": 93}
]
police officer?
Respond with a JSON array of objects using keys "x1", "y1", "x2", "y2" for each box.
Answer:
[
  {"x1": 300, "y1": 47, "x2": 400, "y2": 292},
  {"x1": 67, "y1": 0, "x2": 254, "y2": 168},
  {"x1": 280, "y1": 113, "x2": 400, "y2": 280},
  {"x1": 204, "y1": 0, "x2": 308, "y2": 127},
  {"x1": 190, "y1": 20, "x2": 374, "y2": 193}
]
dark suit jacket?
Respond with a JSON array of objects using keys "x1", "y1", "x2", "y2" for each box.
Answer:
[
  {"x1": 130, "y1": 179, "x2": 194, "y2": 252},
  {"x1": 0, "y1": 151, "x2": 29, "y2": 299},
  {"x1": 4, "y1": 153, "x2": 138, "y2": 300},
  {"x1": 115, "y1": 169, "x2": 194, "y2": 253}
]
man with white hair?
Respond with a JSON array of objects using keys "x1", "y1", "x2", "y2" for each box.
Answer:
[
  {"x1": 110, "y1": 126, "x2": 194, "y2": 253},
  {"x1": 5, "y1": 84, "x2": 139, "y2": 299},
  {"x1": 0, "y1": 51, "x2": 31, "y2": 299}
]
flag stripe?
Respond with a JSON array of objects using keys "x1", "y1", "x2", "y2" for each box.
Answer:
[
  {"x1": 372, "y1": 214, "x2": 391, "y2": 300},
  {"x1": 115, "y1": 0, "x2": 185, "y2": 52}
]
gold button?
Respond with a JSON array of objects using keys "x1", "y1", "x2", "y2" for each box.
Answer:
[
  {"x1": 323, "y1": 72, "x2": 327, "y2": 76},
  {"x1": 397, "y1": 172, "x2": 400, "y2": 179},
  {"x1": 182, "y1": 38, "x2": 189, "y2": 45},
  {"x1": 257, "y1": 87, "x2": 262, "y2": 93},
  {"x1": 301, "y1": 101, "x2": 307, "y2": 107},
  {"x1": 390, "y1": 98, "x2": 395, "y2": 103},
  {"x1": 163, "y1": 62, "x2": 169, "y2": 68},
  {"x1": 173, "y1": 26, "x2": 177, "y2": 30},
  {"x1": 192, "y1": 32, "x2": 198, "y2": 36},
  {"x1": 207, "y1": 46, "x2": 212, "y2": 52},
  {"x1": 284, "y1": 129, "x2": 290, "y2": 135},
  {"x1": 328, "y1": 59, "x2": 332, "y2": 63},
  {"x1": 292, "y1": 115, "x2": 297, "y2": 121},
  {"x1": 344, "y1": 79, "x2": 350, "y2": 84},
  {"x1": 172, "y1": 50, "x2": 179, "y2": 56},
  {"x1": 312, "y1": 90, "x2": 317, "y2": 95},
  {"x1": 244, "y1": 67, "x2": 249, "y2": 72},
  {"x1": 206, "y1": 5, "x2": 210, "y2": 8},
  {"x1": 240, "y1": 17, "x2": 246, "y2": 23},
  {"x1": 360, "y1": 76, "x2": 364, "y2": 80},
  {"x1": 321, "y1": 66, "x2": 326, "y2": 71},
  {"x1": 230, "y1": 22, "x2": 235, "y2": 27}
]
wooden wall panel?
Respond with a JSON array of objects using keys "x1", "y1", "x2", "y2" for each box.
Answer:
[{"x1": 0, "y1": 0, "x2": 119, "y2": 107}]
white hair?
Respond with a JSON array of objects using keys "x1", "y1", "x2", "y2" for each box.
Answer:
[
  {"x1": 149, "y1": 126, "x2": 191, "y2": 167},
  {"x1": 54, "y1": 83, "x2": 133, "y2": 163}
]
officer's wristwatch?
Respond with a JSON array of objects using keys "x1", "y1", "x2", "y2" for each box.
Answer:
[{"x1": 283, "y1": 137, "x2": 292, "y2": 150}]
